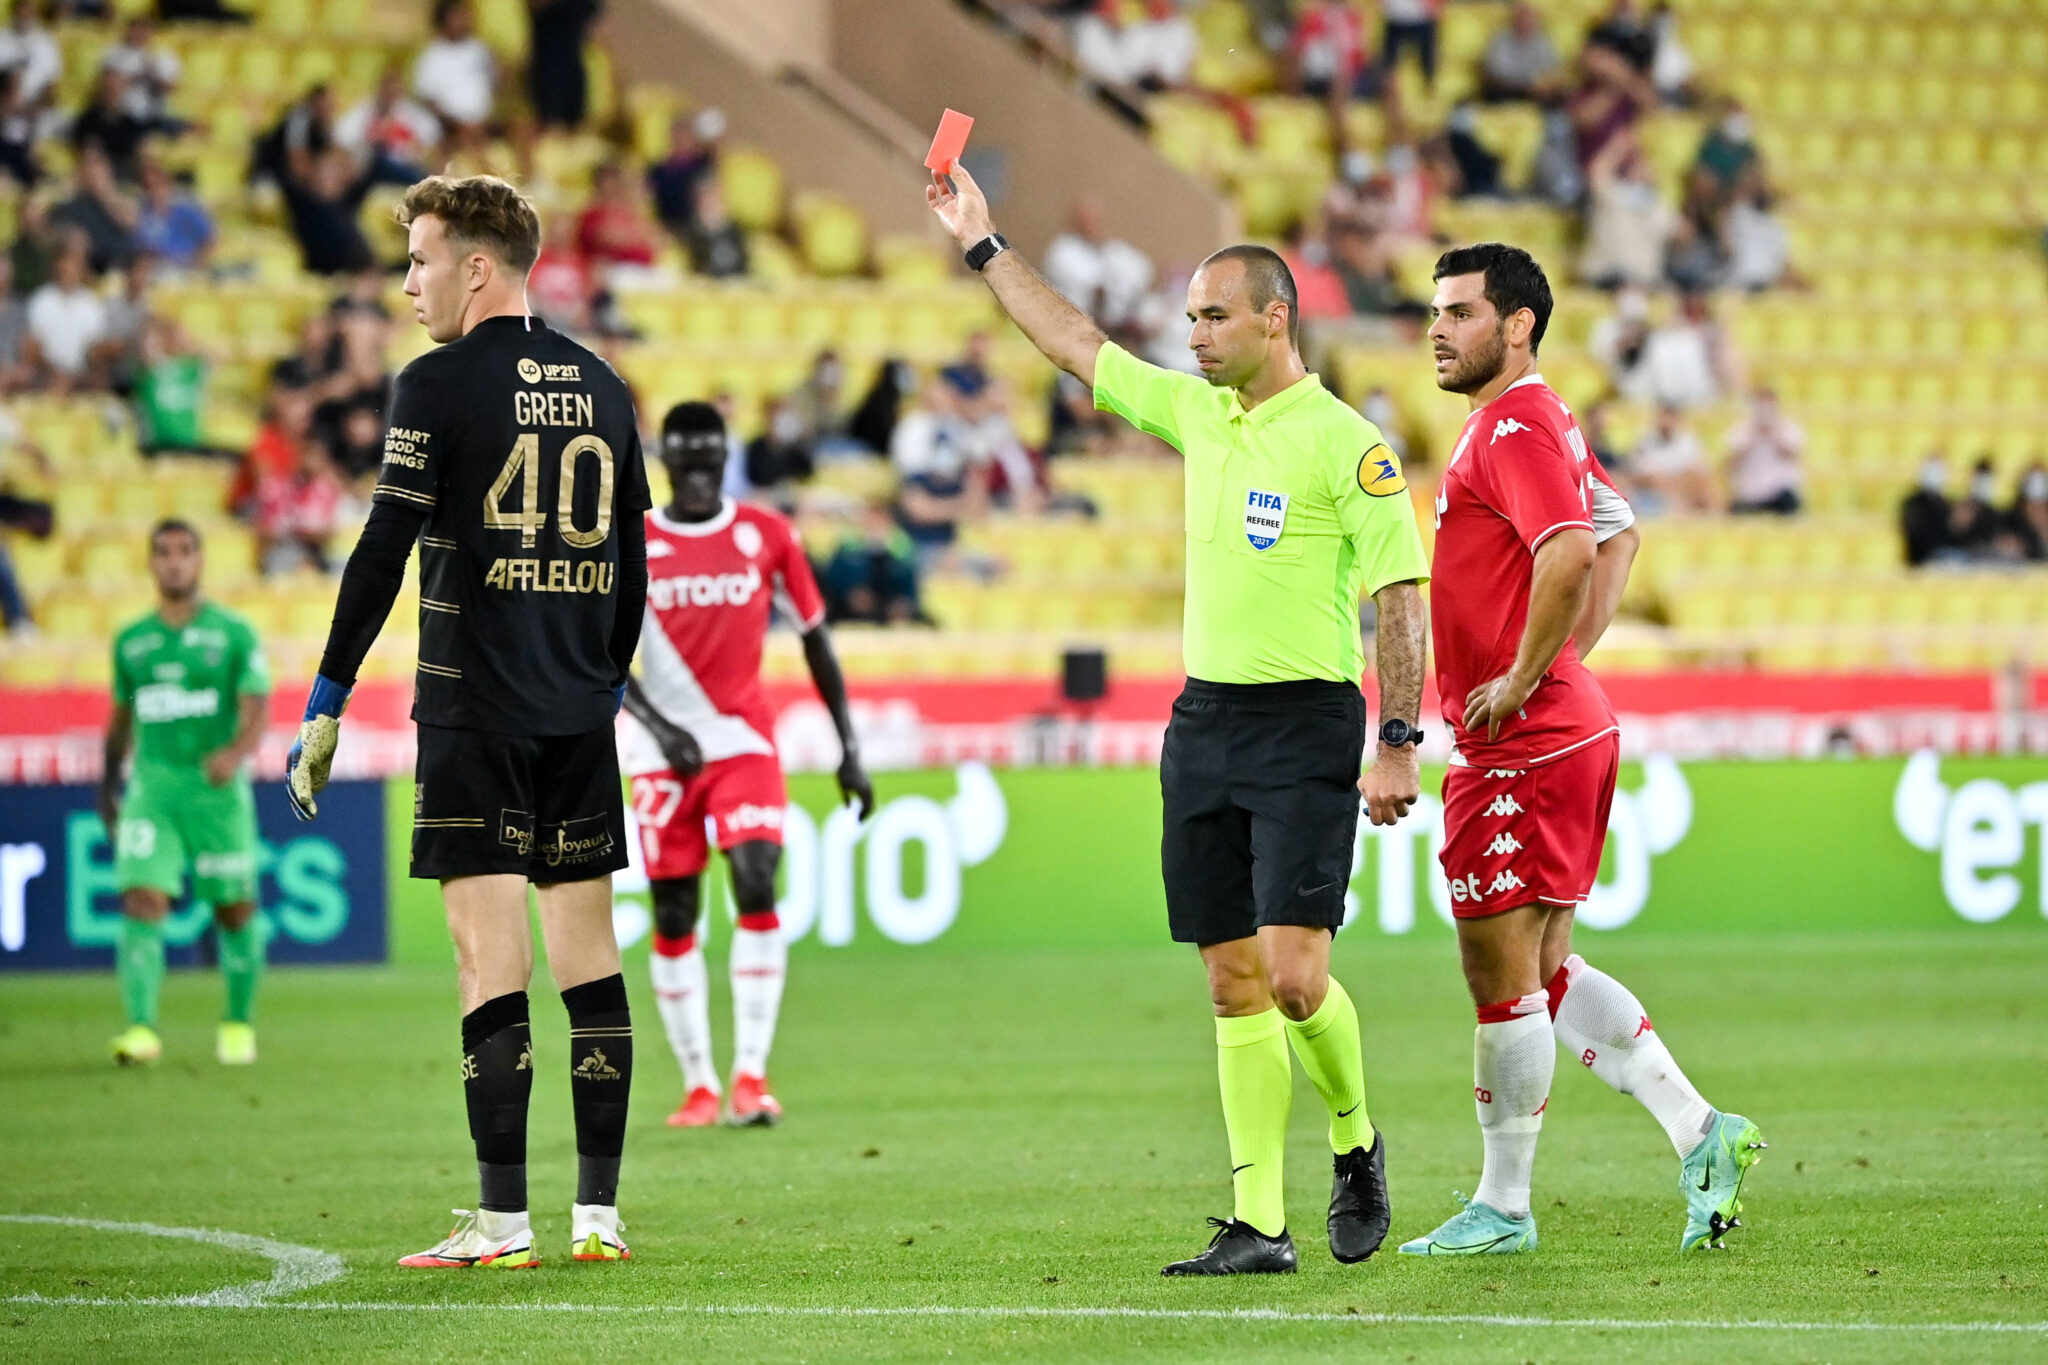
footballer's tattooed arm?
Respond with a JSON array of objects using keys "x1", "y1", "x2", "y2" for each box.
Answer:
[
  {"x1": 1359, "y1": 579, "x2": 1426, "y2": 827},
  {"x1": 623, "y1": 675, "x2": 703, "y2": 777},
  {"x1": 800, "y1": 624, "x2": 874, "y2": 819}
]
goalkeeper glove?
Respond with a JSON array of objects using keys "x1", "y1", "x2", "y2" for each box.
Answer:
[{"x1": 285, "y1": 674, "x2": 351, "y2": 822}]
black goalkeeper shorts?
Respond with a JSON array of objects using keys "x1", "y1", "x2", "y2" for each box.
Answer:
[
  {"x1": 412, "y1": 722, "x2": 630, "y2": 883},
  {"x1": 1159, "y1": 678, "x2": 1366, "y2": 945}
]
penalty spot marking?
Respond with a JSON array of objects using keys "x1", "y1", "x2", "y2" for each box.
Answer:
[
  {"x1": 0, "y1": 1214, "x2": 345, "y2": 1306},
  {"x1": 3, "y1": 1217, "x2": 2042, "y2": 1337}
]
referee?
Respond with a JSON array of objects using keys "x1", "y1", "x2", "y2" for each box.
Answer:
[
  {"x1": 930, "y1": 165, "x2": 1430, "y2": 1274},
  {"x1": 288, "y1": 176, "x2": 651, "y2": 1269}
]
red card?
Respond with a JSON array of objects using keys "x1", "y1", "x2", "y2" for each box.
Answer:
[{"x1": 924, "y1": 108, "x2": 974, "y2": 173}]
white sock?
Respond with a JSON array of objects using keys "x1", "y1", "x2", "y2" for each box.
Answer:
[
  {"x1": 1551, "y1": 954, "x2": 1715, "y2": 1157},
  {"x1": 1472, "y1": 989, "x2": 1554, "y2": 1220},
  {"x1": 729, "y1": 924, "x2": 787, "y2": 1079},
  {"x1": 649, "y1": 936, "x2": 718, "y2": 1095},
  {"x1": 476, "y1": 1207, "x2": 529, "y2": 1239}
]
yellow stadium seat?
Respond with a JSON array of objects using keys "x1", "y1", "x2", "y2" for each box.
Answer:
[
  {"x1": 39, "y1": 589, "x2": 105, "y2": 641},
  {"x1": 719, "y1": 149, "x2": 785, "y2": 233},
  {"x1": 794, "y1": 197, "x2": 868, "y2": 278},
  {"x1": 0, "y1": 645, "x2": 66, "y2": 688}
]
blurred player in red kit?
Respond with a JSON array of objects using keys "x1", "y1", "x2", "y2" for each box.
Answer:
[
  {"x1": 1398, "y1": 244, "x2": 1762, "y2": 1259},
  {"x1": 621, "y1": 402, "x2": 873, "y2": 1128}
]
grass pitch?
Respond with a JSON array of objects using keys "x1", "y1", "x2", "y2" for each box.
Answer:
[{"x1": 2, "y1": 929, "x2": 2044, "y2": 1363}]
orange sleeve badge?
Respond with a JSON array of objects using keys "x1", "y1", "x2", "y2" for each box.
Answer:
[{"x1": 1358, "y1": 444, "x2": 1407, "y2": 497}]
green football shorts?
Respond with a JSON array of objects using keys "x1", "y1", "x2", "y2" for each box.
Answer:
[{"x1": 114, "y1": 768, "x2": 261, "y2": 906}]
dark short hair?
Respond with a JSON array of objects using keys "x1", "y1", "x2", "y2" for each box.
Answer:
[
  {"x1": 1432, "y1": 242, "x2": 1553, "y2": 355},
  {"x1": 1199, "y1": 244, "x2": 1301, "y2": 345},
  {"x1": 149, "y1": 517, "x2": 200, "y2": 550},
  {"x1": 661, "y1": 400, "x2": 725, "y2": 449}
]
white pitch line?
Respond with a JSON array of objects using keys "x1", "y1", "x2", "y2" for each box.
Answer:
[
  {"x1": 3, "y1": 1295, "x2": 2044, "y2": 1335},
  {"x1": 0, "y1": 1214, "x2": 345, "y2": 1306},
  {"x1": 3, "y1": 1216, "x2": 2041, "y2": 1337}
]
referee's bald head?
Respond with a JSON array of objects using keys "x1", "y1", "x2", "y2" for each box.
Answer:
[{"x1": 1196, "y1": 245, "x2": 1300, "y2": 347}]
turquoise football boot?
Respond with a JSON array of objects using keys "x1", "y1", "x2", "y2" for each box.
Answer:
[
  {"x1": 1397, "y1": 1193, "x2": 1538, "y2": 1256},
  {"x1": 1680, "y1": 1111, "x2": 1766, "y2": 1251}
]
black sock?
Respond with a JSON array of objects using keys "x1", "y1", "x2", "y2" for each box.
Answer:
[
  {"x1": 562, "y1": 973, "x2": 632, "y2": 1207},
  {"x1": 461, "y1": 991, "x2": 533, "y2": 1214}
]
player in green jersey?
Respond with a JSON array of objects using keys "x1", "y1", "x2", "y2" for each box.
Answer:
[{"x1": 97, "y1": 519, "x2": 271, "y2": 1067}]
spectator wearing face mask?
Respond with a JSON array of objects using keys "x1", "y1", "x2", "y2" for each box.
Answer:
[
  {"x1": 1695, "y1": 100, "x2": 1759, "y2": 201},
  {"x1": 1579, "y1": 132, "x2": 1672, "y2": 290},
  {"x1": 2007, "y1": 461, "x2": 2048, "y2": 561},
  {"x1": 1900, "y1": 454, "x2": 1954, "y2": 567},
  {"x1": 1724, "y1": 387, "x2": 1803, "y2": 516},
  {"x1": 745, "y1": 397, "x2": 817, "y2": 500},
  {"x1": 1479, "y1": 2, "x2": 1561, "y2": 103},
  {"x1": 1950, "y1": 457, "x2": 2008, "y2": 558}
]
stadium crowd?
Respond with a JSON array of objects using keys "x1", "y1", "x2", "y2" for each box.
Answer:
[{"x1": 2, "y1": 0, "x2": 2045, "y2": 648}]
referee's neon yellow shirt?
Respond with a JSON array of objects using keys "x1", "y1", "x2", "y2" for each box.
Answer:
[{"x1": 1093, "y1": 341, "x2": 1430, "y2": 685}]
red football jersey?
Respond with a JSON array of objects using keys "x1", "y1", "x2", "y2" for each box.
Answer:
[
  {"x1": 619, "y1": 501, "x2": 827, "y2": 775},
  {"x1": 1430, "y1": 375, "x2": 1619, "y2": 770}
]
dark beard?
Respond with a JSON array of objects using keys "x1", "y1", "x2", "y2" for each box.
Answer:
[{"x1": 1438, "y1": 323, "x2": 1507, "y2": 395}]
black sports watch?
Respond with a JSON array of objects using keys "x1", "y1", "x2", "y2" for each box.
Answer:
[
  {"x1": 964, "y1": 233, "x2": 1009, "y2": 272},
  {"x1": 1379, "y1": 717, "x2": 1424, "y2": 748}
]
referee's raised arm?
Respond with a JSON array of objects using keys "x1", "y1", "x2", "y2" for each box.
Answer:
[{"x1": 928, "y1": 163, "x2": 1105, "y2": 387}]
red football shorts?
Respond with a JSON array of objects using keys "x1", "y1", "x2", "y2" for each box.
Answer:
[
  {"x1": 1438, "y1": 732, "x2": 1619, "y2": 919},
  {"x1": 629, "y1": 752, "x2": 789, "y2": 880}
]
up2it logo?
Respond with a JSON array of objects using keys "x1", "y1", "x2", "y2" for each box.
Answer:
[
  {"x1": 1893, "y1": 750, "x2": 2048, "y2": 923},
  {"x1": 517, "y1": 358, "x2": 542, "y2": 383}
]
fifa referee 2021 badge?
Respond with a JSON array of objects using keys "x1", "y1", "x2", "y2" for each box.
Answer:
[{"x1": 928, "y1": 153, "x2": 1431, "y2": 1276}]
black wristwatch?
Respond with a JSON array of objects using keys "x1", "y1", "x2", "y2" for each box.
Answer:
[
  {"x1": 964, "y1": 233, "x2": 1009, "y2": 272},
  {"x1": 1379, "y1": 717, "x2": 1424, "y2": 748}
]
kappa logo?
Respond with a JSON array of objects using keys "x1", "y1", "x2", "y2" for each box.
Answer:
[
  {"x1": 1632, "y1": 1014, "x2": 1656, "y2": 1038},
  {"x1": 1484, "y1": 794, "x2": 1525, "y2": 817},
  {"x1": 1484, "y1": 833, "x2": 1522, "y2": 856},
  {"x1": 1487, "y1": 870, "x2": 1525, "y2": 895},
  {"x1": 1492, "y1": 418, "x2": 1530, "y2": 443},
  {"x1": 1485, "y1": 768, "x2": 1521, "y2": 779}
]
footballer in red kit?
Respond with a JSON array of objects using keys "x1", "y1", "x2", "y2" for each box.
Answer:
[
  {"x1": 621, "y1": 402, "x2": 874, "y2": 1130},
  {"x1": 1398, "y1": 244, "x2": 1761, "y2": 1262}
]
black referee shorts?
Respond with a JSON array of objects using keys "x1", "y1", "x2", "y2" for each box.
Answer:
[
  {"x1": 1159, "y1": 678, "x2": 1366, "y2": 945},
  {"x1": 412, "y1": 722, "x2": 630, "y2": 884}
]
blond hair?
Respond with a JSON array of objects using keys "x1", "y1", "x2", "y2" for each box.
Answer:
[{"x1": 397, "y1": 174, "x2": 542, "y2": 273}]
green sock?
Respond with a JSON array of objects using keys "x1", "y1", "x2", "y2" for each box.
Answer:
[
  {"x1": 1215, "y1": 1009, "x2": 1291, "y2": 1237},
  {"x1": 117, "y1": 917, "x2": 165, "y2": 1028},
  {"x1": 1284, "y1": 976, "x2": 1373, "y2": 1155},
  {"x1": 218, "y1": 920, "x2": 263, "y2": 1025}
]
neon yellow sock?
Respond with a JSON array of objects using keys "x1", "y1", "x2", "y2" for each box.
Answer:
[
  {"x1": 1284, "y1": 976, "x2": 1372, "y2": 1155},
  {"x1": 1215, "y1": 1009, "x2": 1291, "y2": 1237}
]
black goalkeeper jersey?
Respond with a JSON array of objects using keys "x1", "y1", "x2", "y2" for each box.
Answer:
[{"x1": 371, "y1": 315, "x2": 652, "y2": 736}]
